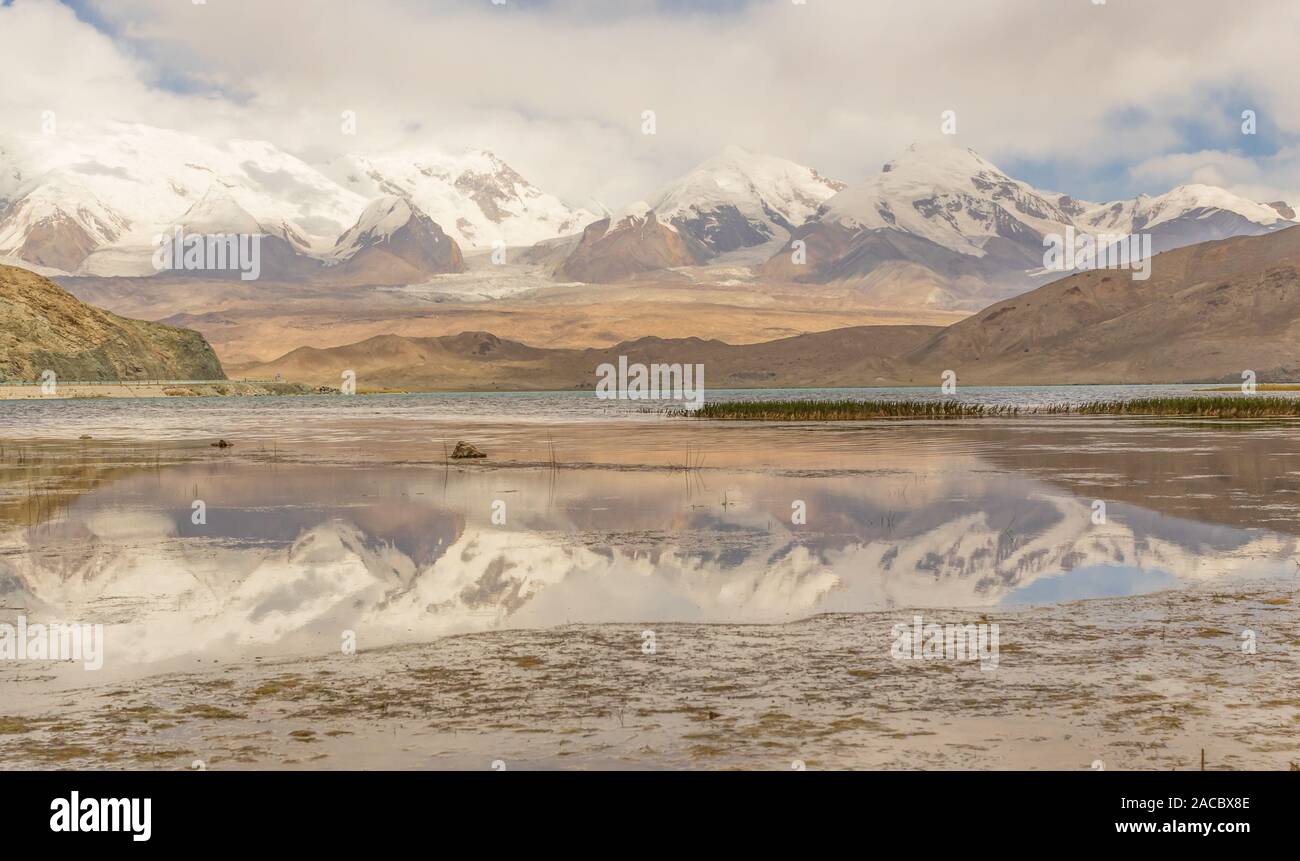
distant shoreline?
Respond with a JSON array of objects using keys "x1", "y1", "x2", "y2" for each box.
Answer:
[
  {"x1": 3, "y1": 380, "x2": 1294, "y2": 402},
  {"x1": 0, "y1": 380, "x2": 321, "y2": 400}
]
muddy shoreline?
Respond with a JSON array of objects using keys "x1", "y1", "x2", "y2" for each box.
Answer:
[{"x1": 2, "y1": 586, "x2": 1296, "y2": 770}]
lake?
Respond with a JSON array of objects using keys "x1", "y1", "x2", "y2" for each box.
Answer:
[{"x1": 1, "y1": 388, "x2": 1297, "y2": 769}]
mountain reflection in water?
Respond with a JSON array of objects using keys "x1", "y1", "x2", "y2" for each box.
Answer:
[{"x1": 2, "y1": 417, "x2": 1295, "y2": 670}]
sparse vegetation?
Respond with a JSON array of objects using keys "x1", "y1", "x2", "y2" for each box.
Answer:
[
  {"x1": 1055, "y1": 396, "x2": 1300, "y2": 417},
  {"x1": 685, "y1": 400, "x2": 1022, "y2": 420},
  {"x1": 683, "y1": 395, "x2": 1300, "y2": 421}
]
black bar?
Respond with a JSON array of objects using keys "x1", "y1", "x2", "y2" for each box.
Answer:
[{"x1": 0, "y1": 770, "x2": 1283, "y2": 847}]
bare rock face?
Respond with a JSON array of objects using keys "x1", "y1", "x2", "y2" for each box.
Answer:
[
  {"x1": 1267, "y1": 201, "x2": 1297, "y2": 221},
  {"x1": 0, "y1": 263, "x2": 225, "y2": 382},
  {"x1": 7, "y1": 211, "x2": 103, "y2": 272},
  {"x1": 552, "y1": 210, "x2": 708, "y2": 283},
  {"x1": 451, "y1": 441, "x2": 486, "y2": 459}
]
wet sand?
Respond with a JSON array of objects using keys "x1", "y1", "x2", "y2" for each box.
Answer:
[{"x1": 2, "y1": 587, "x2": 1297, "y2": 770}]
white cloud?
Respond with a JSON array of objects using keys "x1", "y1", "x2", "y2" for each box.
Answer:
[
  {"x1": 3, "y1": 0, "x2": 1299, "y2": 207},
  {"x1": 1130, "y1": 147, "x2": 1300, "y2": 204}
]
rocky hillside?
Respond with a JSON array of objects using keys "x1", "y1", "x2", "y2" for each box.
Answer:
[
  {"x1": 893, "y1": 225, "x2": 1300, "y2": 384},
  {"x1": 0, "y1": 263, "x2": 224, "y2": 381}
]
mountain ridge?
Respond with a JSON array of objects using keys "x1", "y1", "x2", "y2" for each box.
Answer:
[
  {"x1": 760, "y1": 142, "x2": 1295, "y2": 307},
  {"x1": 0, "y1": 124, "x2": 586, "y2": 276}
]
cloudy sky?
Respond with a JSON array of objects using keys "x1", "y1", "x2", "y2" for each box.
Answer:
[{"x1": 2, "y1": 0, "x2": 1298, "y2": 209}]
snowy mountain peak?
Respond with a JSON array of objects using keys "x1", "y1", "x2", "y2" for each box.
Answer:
[
  {"x1": 648, "y1": 147, "x2": 843, "y2": 256},
  {"x1": 328, "y1": 148, "x2": 595, "y2": 249},
  {"x1": 608, "y1": 200, "x2": 657, "y2": 228},
  {"x1": 822, "y1": 144, "x2": 1077, "y2": 257},
  {"x1": 882, "y1": 142, "x2": 1004, "y2": 181},
  {"x1": 1, "y1": 172, "x2": 130, "y2": 239},
  {"x1": 175, "y1": 183, "x2": 265, "y2": 235},
  {"x1": 0, "y1": 123, "x2": 589, "y2": 274},
  {"x1": 1143, "y1": 183, "x2": 1287, "y2": 226},
  {"x1": 332, "y1": 195, "x2": 422, "y2": 259},
  {"x1": 327, "y1": 195, "x2": 465, "y2": 280},
  {"x1": 1078, "y1": 183, "x2": 1293, "y2": 236},
  {"x1": 0, "y1": 172, "x2": 131, "y2": 272},
  {"x1": 771, "y1": 142, "x2": 1300, "y2": 301}
]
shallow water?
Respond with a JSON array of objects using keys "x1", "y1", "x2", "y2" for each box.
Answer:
[
  {"x1": 0, "y1": 383, "x2": 1279, "y2": 439},
  {"x1": 5, "y1": 398, "x2": 1300, "y2": 769},
  {"x1": 2, "y1": 405, "x2": 1296, "y2": 681}
]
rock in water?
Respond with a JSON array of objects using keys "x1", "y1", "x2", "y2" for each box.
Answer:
[
  {"x1": 451, "y1": 441, "x2": 486, "y2": 459},
  {"x1": 211, "y1": 439, "x2": 233, "y2": 448}
]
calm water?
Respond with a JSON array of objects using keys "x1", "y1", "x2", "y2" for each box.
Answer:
[
  {"x1": 2, "y1": 399, "x2": 1296, "y2": 676},
  {"x1": 0, "y1": 384, "x2": 1269, "y2": 440}
]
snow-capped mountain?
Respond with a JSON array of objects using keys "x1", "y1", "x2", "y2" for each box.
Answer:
[
  {"x1": 173, "y1": 183, "x2": 270, "y2": 236},
  {"x1": 0, "y1": 124, "x2": 587, "y2": 276},
  {"x1": 552, "y1": 202, "x2": 706, "y2": 284},
  {"x1": 326, "y1": 149, "x2": 595, "y2": 250},
  {"x1": 326, "y1": 195, "x2": 465, "y2": 285},
  {"x1": 151, "y1": 183, "x2": 323, "y2": 280},
  {"x1": 3, "y1": 126, "x2": 1294, "y2": 301},
  {"x1": 761, "y1": 142, "x2": 1298, "y2": 307},
  {"x1": 648, "y1": 145, "x2": 844, "y2": 256},
  {"x1": 549, "y1": 147, "x2": 843, "y2": 282},
  {"x1": 0, "y1": 124, "x2": 366, "y2": 275},
  {"x1": 817, "y1": 144, "x2": 1078, "y2": 257},
  {"x1": 0, "y1": 173, "x2": 130, "y2": 272},
  {"x1": 1078, "y1": 184, "x2": 1293, "y2": 254},
  {"x1": 174, "y1": 183, "x2": 319, "y2": 252}
]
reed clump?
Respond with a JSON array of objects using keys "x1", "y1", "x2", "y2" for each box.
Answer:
[
  {"x1": 682, "y1": 396, "x2": 1300, "y2": 421},
  {"x1": 685, "y1": 400, "x2": 1021, "y2": 420},
  {"x1": 1045, "y1": 396, "x2": 1300, "y2": 417}
]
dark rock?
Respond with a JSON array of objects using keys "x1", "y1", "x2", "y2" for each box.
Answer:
[{"x1": 451, "y1": 441, "x2": 486, "y2": 459}]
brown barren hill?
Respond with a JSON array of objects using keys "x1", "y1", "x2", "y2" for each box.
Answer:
[
  {"x1": 238, "y1": 227, "x2": 1300, "y2": 389},
  {"x1": 892, "y1": 226, "x2": 1300, "y2": 384},
  {"x1": 235, "y1": 325, "x2": 942, "y2": 391},
  {"x1": 0, "y1": 263, "x2": 224, "y2": 381}
]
